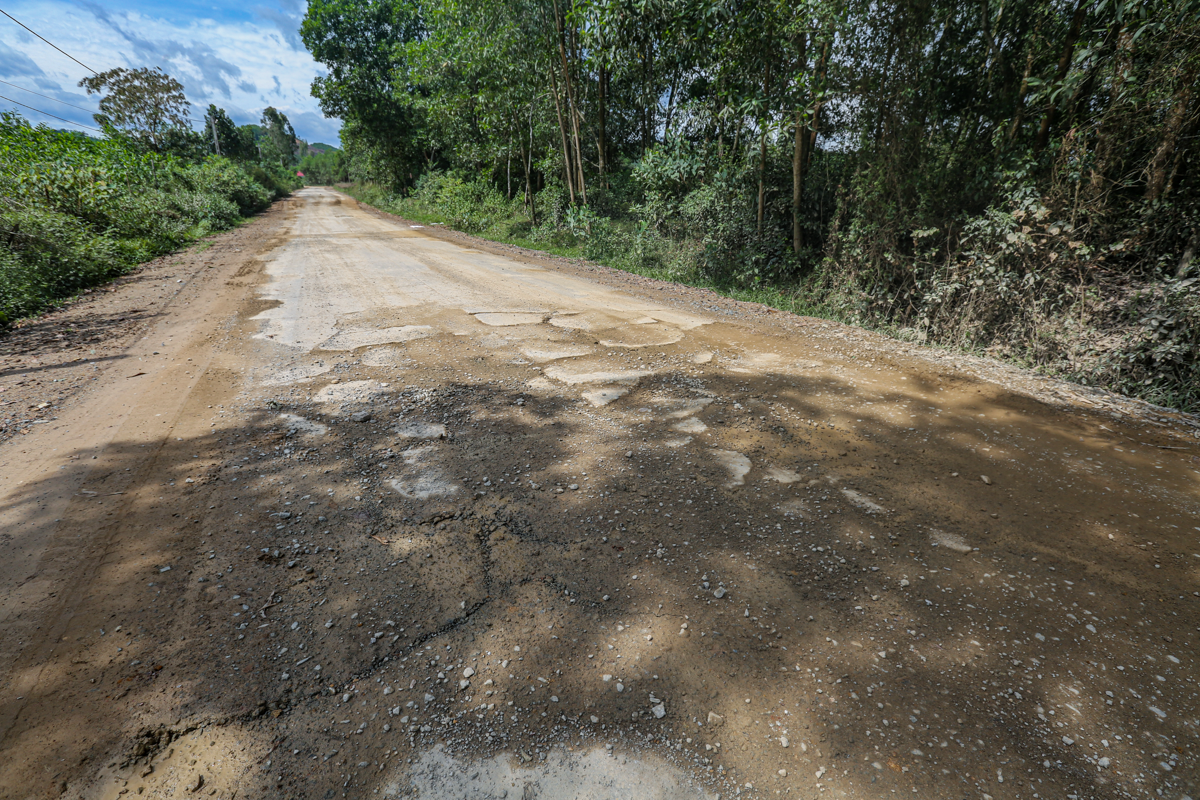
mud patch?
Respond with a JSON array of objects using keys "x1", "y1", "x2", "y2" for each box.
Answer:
[{"x1": 394, "y1": 744, "x2": 714, "y2": 800}]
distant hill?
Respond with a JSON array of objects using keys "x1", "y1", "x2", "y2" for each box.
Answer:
[{"x1": 307, "y1": 142, "x2": 341, "y2": 155}]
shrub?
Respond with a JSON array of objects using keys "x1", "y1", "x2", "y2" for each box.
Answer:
[{"x1": 0, "y1": 112, "x2": 288, "y2": 323}]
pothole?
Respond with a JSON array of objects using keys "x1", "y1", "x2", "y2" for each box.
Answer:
[
  {"x1": 598, "y1": 325, "x2": 683, "y2": 349},
  {"x1": 396, "y1": 420, "x2": 447, "y2": 439},
  {"x1": 313, "y1": 380, "x2": 390, "y2": 404},
  {"x1": 279, "y1": 413, "x2": 328, "y2": 436},
  {"x1": 765, "y1": 466, "x2": 801, "y2": 483},
  {"x1": 389, "y1": 446, "x2": 461, "y2": 499},
  {"x1": 363, "y1": 347, "x2": 416, "y2": 367},
  {"x1": 840, "y1": 487, "x2": 885, "y2": 514},
  {"x1": 672, "y1": 418, "x2": 707, "y2": 434},
  {"x1": 519, "y1": 345, "x2": 595, "y2": 362},
  {"x1": 930, "y1": 528, "x2": 974, "y2": 553}
]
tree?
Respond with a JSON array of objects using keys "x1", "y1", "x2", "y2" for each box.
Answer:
[
  {"x1": 259, "y1": 107, "x2": 298, "y2": 168},
  {"x1": 78, "y1": 67, "x2": 191, "y2": 152},
  {"x1": 299, "y1": 148, "x2": 350, "y2": 184},
  {"x1": 204, "y1": 105, "x2": 258, "y2": 161},
  {"x1": 301, "y1": 0, "x2": 427, "y2": 188}
]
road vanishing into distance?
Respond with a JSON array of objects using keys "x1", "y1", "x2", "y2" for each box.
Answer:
[{"x1": 1, "y1": 187, "x2": 1197, "y2": 799}]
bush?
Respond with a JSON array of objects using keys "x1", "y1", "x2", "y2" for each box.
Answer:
[
  {"x1": 0, "y1": 112, "x2": 289, "y2": 322},
  {"x1": 0, "y1": 205, "x2": 124, "y2": 322}
]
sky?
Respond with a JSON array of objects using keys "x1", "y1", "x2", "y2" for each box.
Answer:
[{"x1": 0, "y1": 0, "x2": 341, "y2": 144}]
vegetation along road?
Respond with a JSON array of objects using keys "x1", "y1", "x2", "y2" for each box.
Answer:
[{"x1": 0, "y1": 187, "x2": 1196, "y2": 799}]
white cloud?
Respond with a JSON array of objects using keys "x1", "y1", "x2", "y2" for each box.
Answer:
[{"x1": 0, "y1": 0, "x2": 340, "y2": 143}]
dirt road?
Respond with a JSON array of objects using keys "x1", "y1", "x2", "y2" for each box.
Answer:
[{"x1": 1, "y1": 187, "x2": 1197, "y2": 800}]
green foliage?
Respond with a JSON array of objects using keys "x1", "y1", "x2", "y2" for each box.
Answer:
[
  {"x1": 204, "y1": 105, "x2": 258, "y2": 161},
  {"x1": 299, "y1": 147, "x2": 350, "y2": 184},
  {"x1": 259, "y1": 107, "x2": 299, "y2": 168},
  {"x1": 301, "y1": 0, "x2": 426, "y2": 189},
  {"x1": 79, "y1": 67, "x2": 191, "y2": 153},
  {"x1": 0, "y1": 111, "x2": 285, "y2": 323}
]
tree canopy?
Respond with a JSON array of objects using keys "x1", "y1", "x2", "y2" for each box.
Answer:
[{"x1": 79, "y1": 67, "x2": 192, "y2": 153}]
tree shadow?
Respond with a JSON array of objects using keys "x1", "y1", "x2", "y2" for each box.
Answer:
[{"x1": 0, "y1": 356, "x2": 1194, "y2": 799}]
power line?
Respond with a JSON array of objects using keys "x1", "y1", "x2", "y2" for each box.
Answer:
[
  {"x1": 0, "y1": 8, "x2": 99, "y2": 75},
  {"x1": 0, "y1": 79, "x2": 95, "y2": 114},
  {"x1": 0, "y1": 93, "x2": 101, "y2": 132}
]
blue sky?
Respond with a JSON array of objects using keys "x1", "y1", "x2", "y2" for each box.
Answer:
[{"x1": 0, "y1": 0, "x2": 342, "y2": 144}]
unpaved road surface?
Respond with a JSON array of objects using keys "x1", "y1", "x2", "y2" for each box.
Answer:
[{"x1": 2, "y1": 187, "x2": 1198, "y2": 800}]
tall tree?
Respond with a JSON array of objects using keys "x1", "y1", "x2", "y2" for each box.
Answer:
[
  {"x1": 301, "y1": 0, "x2": 426, "y2": 187},
  {"x1": 79, "y1": 67, "x2": 190, "y2": 152},
  {"x1": 260, "y1": 107, "x2": 299, "y2": 168}
]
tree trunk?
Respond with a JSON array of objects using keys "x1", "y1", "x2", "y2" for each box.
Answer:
[
  {"x1": 792, "y1": 32, "x2": 808, "y2": 254},
  {"x1": 526, "y1": 101, "x2": 537, "y2": 226},
  {"x1": 757, "y1": 60, "x2": 771, "y2": 236},
  {"x1": 553, "y1": 0, "x2": 586, "y2": 204},
  {"x1": 1146, "y1": 67, "x2": 1196, "y2": 202},
  {"x1": 1177, "y1": 230, "x2": 1200, "y2": 277},
  {"x1": 717, "y1": 98, "x2": 725, "y2": 161},
  {"x1": 1007, "y1": 46, "x2": 1036, "y2": 143},
  {"x1": 1036, "y1": 0, "x2": 1086, "y2": 151},
  {"x1": 597, "y1": 60, "x2": 607, "y2": 183},
  {"x1": 806, "y1": 38, "x2": 830, "y2": 177},
  {"x1": 793, "y1": 110, "x2": 806, "y2": 252},
  {"x1": 549, "y1": 66, "x2": 576, "y2": 204},
  {"x1": 1090, "y1": 26, "x2": 1134, "y2": 191}
]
